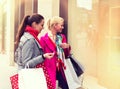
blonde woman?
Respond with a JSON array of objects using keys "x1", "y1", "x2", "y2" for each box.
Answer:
[{"x1": 39, "y1": 16, "x2": 70, "y2": 89}]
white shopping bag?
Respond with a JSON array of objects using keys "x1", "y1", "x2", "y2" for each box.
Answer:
[
  {"x1": 18, "y1": 68, "x2": 47, "y2": 89},
  {"x1": 64, "y1": 58, "x2": 81, "y2": 89}
]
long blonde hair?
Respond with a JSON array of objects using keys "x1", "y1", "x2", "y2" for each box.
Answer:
[{"x1": 47, "y1": 16, "x2": 64, "y2": 30}]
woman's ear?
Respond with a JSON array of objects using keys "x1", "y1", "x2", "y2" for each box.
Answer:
[
  {"x1": 31, "y1": 22, "x2": 37, "y2": 28},
  {"x1": 53, "y1": 23, "x2": 58, "y2": 29}
]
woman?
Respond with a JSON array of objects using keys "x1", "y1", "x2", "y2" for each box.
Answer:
[
  {"x1": 39, "y1": 16, "x2": 70, "y2": 89},
  {"x1": 15, "y1": 14, "x2": 54, "y2": 69},
  {"x1": 11, "y1": 14, "x2": 54, "y2": 89}
]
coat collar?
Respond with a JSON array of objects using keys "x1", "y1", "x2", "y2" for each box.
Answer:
[{"x1": 21, "y1": 32, "x2": 42, "y2": 49}]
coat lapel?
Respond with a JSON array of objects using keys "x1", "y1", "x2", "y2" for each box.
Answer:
[
  {"x1": 34, "y1": 39, "x2": 42, "y2": 49},
  {"x1": 43, "y1": 33, "x2": 56, "y2": 52}
]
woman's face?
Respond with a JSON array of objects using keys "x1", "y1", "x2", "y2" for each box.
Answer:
[
  {"x1": 33, "y1": 19, "x2": 44, "y2": 33},
  {"x1": 37, "y1": 19, "x2": 44, "y2": 32},
  {"x1": 55, "y1": 22, "x2": 64, "y2": 33}
]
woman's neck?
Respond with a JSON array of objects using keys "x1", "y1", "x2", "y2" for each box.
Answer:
[
  {"x1": 51, "y1": 29, "x2": 57, "y2": 35},
  {"x1": 48, "y1": 29, "x2": 57, "y2": 42}
]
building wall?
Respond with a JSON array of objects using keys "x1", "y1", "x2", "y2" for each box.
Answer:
[
  {"x1": 0, "y1": 0, "x2": 15, "y2": 65},
  {"x1": 0, "y1": 1, "x2": 16, "y2": 88},
  {"x1": 37, "y1": 0, "x2": 59, "y2": 37}
]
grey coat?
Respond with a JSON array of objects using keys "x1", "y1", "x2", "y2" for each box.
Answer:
[{"x1": 18, "y1": 32, "x2": 44, "y2": 69}]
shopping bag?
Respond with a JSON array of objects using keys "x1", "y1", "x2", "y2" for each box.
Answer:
[
  {"x1": 64, "y1": 58, "x2": 81, "y2": 89},
  {"x1": 10, "y1": 74, "x2": 19, "y2": 89},
  {"x1": 69, "y1": 54, "x2": 84, "y2": 77},
  {"x1": 18, "y1": 68, "x2": 47, "y2": 89}
]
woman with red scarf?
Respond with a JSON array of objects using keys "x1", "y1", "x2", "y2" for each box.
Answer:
[
  {"x1": 15, "y1": 14, "x2": 54, "y2": 69},
  {"x1": 10, "y1": 14, "x2": 54, "y2": 89}
]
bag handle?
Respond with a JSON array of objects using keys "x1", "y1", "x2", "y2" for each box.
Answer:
[{"x1": 25, "y1": 63, "x2": 30, "y2": 69}]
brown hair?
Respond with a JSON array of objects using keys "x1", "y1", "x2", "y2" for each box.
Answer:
[{"x1": 15, "y1": 14, "x2": 44, "y2": 48}]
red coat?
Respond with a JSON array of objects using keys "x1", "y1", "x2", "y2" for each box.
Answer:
[{"x1": 39, "y1": 33, "x2": 70, "y2": 89}]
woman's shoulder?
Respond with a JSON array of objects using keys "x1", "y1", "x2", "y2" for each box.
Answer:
[
  {"x1": 22, "y1": 38, "x2": 36, "y2": 50},
  {"x1": 20, "y1": 32, "x2": 33, "y2": 40},
  {"x1": 40, "y1": 33, "x2": 48, "y2": 40},
  {"x1": 60, "y1": 34, "x2": 65, "y2": 37},
  {"x1": 59, "y1": 34, "x2": 67, "y2": 42},
  {"x1": 58, "y1": 33, "x2": 66, "y2": 39},
  {"x1": 20, "y1": 32, "x2": 35, "y2": 45}
]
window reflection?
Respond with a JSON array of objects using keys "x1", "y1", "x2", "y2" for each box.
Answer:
[{"x1": 68, "y1": 0, "x2": 120, "y2": 89}]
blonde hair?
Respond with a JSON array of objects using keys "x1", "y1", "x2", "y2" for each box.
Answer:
[{"x1": 47, "y1": 16, "x2": 64, "y2": 29}]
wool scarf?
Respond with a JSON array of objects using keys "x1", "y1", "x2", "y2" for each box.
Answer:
[{"x1": 25, "y1": 26, "x2": 41, "y2": 45}]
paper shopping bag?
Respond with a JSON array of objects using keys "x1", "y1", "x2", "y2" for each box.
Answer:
[
  {"x1": 64, "y1": 58, "x2": 81, "y2": 89},
  {"x1": 69, "y1": 54, "x2": 84, "y2": 77},
  {"x1": 18, "y1": 68, "x2": 47, "y2": 89}
]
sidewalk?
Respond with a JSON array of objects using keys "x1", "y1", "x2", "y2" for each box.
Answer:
[
  {"x1": 0, "y1": 54, "x2": 107, "y2": 89},
  {"x1": 82, "y1": 75, "x2": 107, "y2": 89},
  {"x1": 0, "y1": 54, "x2": 17, "y2": 89}
]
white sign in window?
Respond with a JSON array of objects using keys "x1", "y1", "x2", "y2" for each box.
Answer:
[{"x1": 77, "y1": 0, "x2": 92, "y2": 10}]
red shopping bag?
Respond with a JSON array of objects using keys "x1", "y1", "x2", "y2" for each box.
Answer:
[{"x1": 10, "y1": 74, "x2": 18, "y2": 89}]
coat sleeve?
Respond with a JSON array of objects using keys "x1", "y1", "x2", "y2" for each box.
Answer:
[
  {"x1": 61, "y1": 34, "x2": 71, "y2": 58},
  {"x1": 21, "y1": 39, "x2": 44, "y2": 68}
]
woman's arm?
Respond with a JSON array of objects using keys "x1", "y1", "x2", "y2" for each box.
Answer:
[
  {"x1": 22, "y1": 39, "x2": 44, "y2": 68},
  {"x1": 61, "y1": 34, "x2": 71, "y2": 58}
]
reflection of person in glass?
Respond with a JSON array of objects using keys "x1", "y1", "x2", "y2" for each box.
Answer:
[
  {"x1": 39, "y1": 16, "x2": 70, "y2": 89},
  {"x1": 87, "y1": 24, "x2": 97, "y2": 47}
]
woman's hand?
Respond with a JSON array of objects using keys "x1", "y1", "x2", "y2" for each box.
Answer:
[
  {"x1": 43, "y1": 53, "x2": 54, "y2": 59},
  {"x1": 60, "y1": 43, "x2": 70, "y2": 49}
]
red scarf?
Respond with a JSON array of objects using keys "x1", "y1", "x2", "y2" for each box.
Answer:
[{"x1": 25, "y1": 26, "x2": 41, "y2": 45}]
